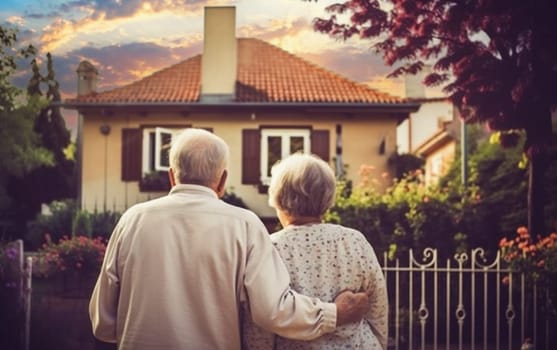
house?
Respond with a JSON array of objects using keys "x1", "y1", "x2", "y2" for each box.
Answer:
[
  {"x1": 62, "y1": 6, "x2": 420, "y2": 225},
  {"x1": 413, "y1": 114, "x2": 461, "y2": 186},
  {"x1": 395, "y1": 69, "x2": 461, "y2": 185}
]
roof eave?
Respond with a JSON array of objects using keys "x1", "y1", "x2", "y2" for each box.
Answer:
[
  {"x1": 413, "y1": 131, "x2": 455, "y2": 157},
  {"x1": 58, "y1": 101, "x2": 421, "y2": 115}
]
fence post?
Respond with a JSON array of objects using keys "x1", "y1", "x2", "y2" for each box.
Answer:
[{"x1": 24, "y1": 255, "x2": 33, "y2": 350}]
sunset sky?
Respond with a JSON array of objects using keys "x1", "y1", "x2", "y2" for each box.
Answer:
[{"x1": 1, "y1": 0, "x2": 406, "y2": 97}]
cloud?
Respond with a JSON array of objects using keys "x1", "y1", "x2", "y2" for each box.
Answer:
[
  {"x1": 237, "y1": 14, "x2": 393, "y2": 92},
  {"x1": 299, "y1": 46, "x2": 391, "y2": 83},
  {"x1": 31, "y1": 0, "x2": 227, "y2": 54},
  {"x1": 238, "y1": 17, "x2": 309, "y2": 42},
  {"x1": 60, "y1": 40, "x2": 202, "y2": 94}
]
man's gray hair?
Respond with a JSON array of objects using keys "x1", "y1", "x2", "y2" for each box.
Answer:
[
  {"x1": 268, "y1": 153, "x2": 336, "y2": 217},
  {"x1": 169, "y1": 128, "x2": 229, "y2": 186}
]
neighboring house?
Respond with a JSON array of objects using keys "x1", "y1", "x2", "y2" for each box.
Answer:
[
  {"x1": 413, "y1": 115, "x2": 461, "y2": 186},
  {"x1": 395, "y1": 70, "x2": 461, "y2": 186},
  {"x1": 62, "y1": 6, "x2": 419, "y2": 224}
]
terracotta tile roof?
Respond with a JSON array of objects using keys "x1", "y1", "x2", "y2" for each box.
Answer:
[
  {"x1": 68, "y1": 38, "x2": 404, "y2": 105},
  {"x1": 72, "y1": 55, "x2": 201, "y2": 103}
]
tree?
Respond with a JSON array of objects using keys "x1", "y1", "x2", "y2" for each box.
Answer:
[
  {"x1": 310, "y1": 0, "x2": 557, "y2": 236},
  {"x1": 0, "y1": 25, "x2": 55, "y2": 238},
  {"x1": 8, "y1": 52, "x2": 76, "y2": 238}
]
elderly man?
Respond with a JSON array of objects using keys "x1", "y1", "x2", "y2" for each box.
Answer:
[{"x1": 89, "y1": 128, "x2": 370, "y2": 350}]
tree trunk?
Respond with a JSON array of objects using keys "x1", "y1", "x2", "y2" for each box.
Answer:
[
  {"x1": 528, "y1": 148, "x2": 546, "y2": 236},
  {"x1": 526, "y1": 107, "x2": 552, "y2": 237}
]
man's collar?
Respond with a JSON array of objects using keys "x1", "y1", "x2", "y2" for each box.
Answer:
[{"x1": 169, "y1": 184, "x2": 218, "y2": 199}]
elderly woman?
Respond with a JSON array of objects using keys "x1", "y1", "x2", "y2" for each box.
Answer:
[{"x1": 243, "y1": 153, "x2": 388, "y2": 349}]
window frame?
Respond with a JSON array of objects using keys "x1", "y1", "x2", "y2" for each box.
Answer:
[
  {"x1": 141, "y1": 126, "x2": 184, "y2": 175},
  {"x1": 259, "y1": 128, "x2": 311, "y2": 185}
]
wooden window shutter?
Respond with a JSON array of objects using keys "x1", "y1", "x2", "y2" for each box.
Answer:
[
  {"x1": 242, "y1": 129, "x2": 261, "y2": 184},
  {"x1": 311, "y1": 129, "x2": 330, "y2": 162},
  {"x1": 121, "y1": 128, "x2": 142, "y2": 181}
]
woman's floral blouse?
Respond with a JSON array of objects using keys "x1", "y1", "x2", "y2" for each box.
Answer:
[{"x1": 242, "y1": 223, "x2": 388, "y2": 350}]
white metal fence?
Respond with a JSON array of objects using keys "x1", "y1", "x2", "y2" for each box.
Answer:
[{"x1": 382, "y1": 248, "x2": 555, "y2": 350}]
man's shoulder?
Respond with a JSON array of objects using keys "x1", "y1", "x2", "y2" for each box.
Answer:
[{"x1": 218, "y1": 200, "x2": 262, "y2": 225}]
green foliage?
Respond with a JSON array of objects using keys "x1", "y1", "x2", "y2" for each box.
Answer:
[
  {"x1": 72, "y1": 211, "x2": 92, "y2": 237},
  {"x1": 7, "y1": 51, "x2": 76, "y2": 238},
  {"x1": 0, "y1": 240, "x2": 24, "y2": 349},
  {"x1": 325, "y1": 166, "x2": 468, "y2": 261},
  {"x1": 388, "y1": 152, "x2": 425, "y2": 180},
  {"x1": 0, "y1": 26, "x2": 48, "y2": 177},
  {"x1": 25, "y1": 199, "x2": 77, "y2": 249},
  {"x1": 0, "y1": 240, "x2": 21, "y2": 287},
  {"x1": 500, "y1": 227, "x2": 557, "y2": 316},
  {"x1": 90, "y1": 210, "x2": 121, "y2": 241},
  {"x1": 0, "y1": 25, "x2": 36, "y2": 112},
  {"x1": 140, "y1": 171, "x2": 171, "y2": 191},
  {"x1": 0, "y1": 97, "x2": 53, "y2": 181},
  {"x1": 324, "y1": 127, "x2": 552, "y2": 260},
  {"x1": 26, "y1": 200, "x2": 121, "y2": 249},
  {"x1": 222, "y1": 188, "x2": 249, "y2": 209},
  {"x1": 500, "y1": 227, "x2": 557, "y2": 283},
  {"x1": 440, "y1": 128, "x2": 544, "y2": 248},
  {"x1": 0, "y1": 25, "x2": 58, "y2": 238}
]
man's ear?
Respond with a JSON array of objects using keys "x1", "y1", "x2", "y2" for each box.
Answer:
[
  {"x1": 216, "y1": 170, "x2": 228, "y2": 198},
  {"x1": 168, "y1": 168, "x2": 176, "y2": 187}
]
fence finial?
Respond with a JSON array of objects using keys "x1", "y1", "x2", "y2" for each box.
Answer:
[{"x1": 521, "y1": 338, "x2": 533, "y2": 350}]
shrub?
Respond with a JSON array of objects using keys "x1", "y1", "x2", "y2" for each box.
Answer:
[
  {"x1": 500, "y1": 227, "x2": 557, "y2": 284},
  {"x1": 26, "y1": 200, "x2": 120, "y2": 249},
  {"x1": 72, "y1": 210, "x2": 92, "y2": 236},
  {"x1": 0, "y1": 240, "x2": 22, "y2": 288},
  {"x1": 0, "y1": 240, "x2": 24, "y2": 350},
  {"x1": 90, "y1": 210, "x2": 121, "y2": 241},
  {"x1": 500, "y1": 227, "x2": 557, "y2": 317},
  {"x1": 326, "y1": 165, "x2": 472, "y2": 261},
  {"x1": 37, "y1": 234, "x2": 106, "y2": 277},
  {"x1": 222, "y1": 188, "x2": 249, "y2": 209},
  {"x1": 26, "y1": 199, "x2": 77, "y2": 249}
]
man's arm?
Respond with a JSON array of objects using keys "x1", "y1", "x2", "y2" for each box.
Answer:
[
  {"x1": 89, "y1": 225, "x2": 122, "y2": 343},
  {"x1": 334, "y1": 290, "x2": 371, "y2": 325}
]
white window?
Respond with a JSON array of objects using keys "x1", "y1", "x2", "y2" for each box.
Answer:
[
  {"x1": 431, "y1": 154, "x2": 443, "y2": 177},
  {"x1": 142, "y1": 127, "x2": 184, "y2": 174},
  {"x1": 260, "y1": 128, "x2": 311, "y2": 185}
]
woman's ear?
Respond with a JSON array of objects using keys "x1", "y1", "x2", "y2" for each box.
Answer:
[
  {"x1": 168, "y1": 168, "x2": 176, "y2": 187},
  {"x1": 216, "y1": 170, "x2": 228, "y2": 198}
]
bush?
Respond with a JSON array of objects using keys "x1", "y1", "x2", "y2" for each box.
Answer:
[
  {"x1": 26, "y1": 200, "x2": 121, "y2": 249},
  {"x1": 37, "y1": 234, "x2": 106, "y2": 278},
  {"x1": 72, "y1": 210, "x2": 92, "y2": 237},
  {"x1": 325, "y1": 165, "x2": 472, "y2": 261},
  {"x1": 26, "y1": 199, "x2": 77, "y2": 249},
  {"x1": 0, "y1": 240, "x2": 24, "y2": 350},
  {"x1": 90, "y1": 210, "x2": 121, "y2": 242},
  {"x1": 222, "y1": 188, "x2": 249, "y2": 209},
  {"x1": 500, "y1": 227, "x2": 557, "y2": 318}
]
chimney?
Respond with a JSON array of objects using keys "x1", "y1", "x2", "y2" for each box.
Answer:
[
  {"x1": 404, "y1": 65, "x2": 431, "y2": 99},
  {"x1": 201, "y1": 6, "x2": 237, "y2": 102},
  {"x1": 76, "y1": 60, "x2": 98, "y2": 96}
]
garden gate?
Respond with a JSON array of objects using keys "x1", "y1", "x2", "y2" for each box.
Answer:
[{"x1": 382, "y1": 248, "x2": 554, "y2": 350}]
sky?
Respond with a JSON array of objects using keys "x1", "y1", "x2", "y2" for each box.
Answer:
[{"x1": 1, "y1": 1, "x2": 405, "y2": 94}]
